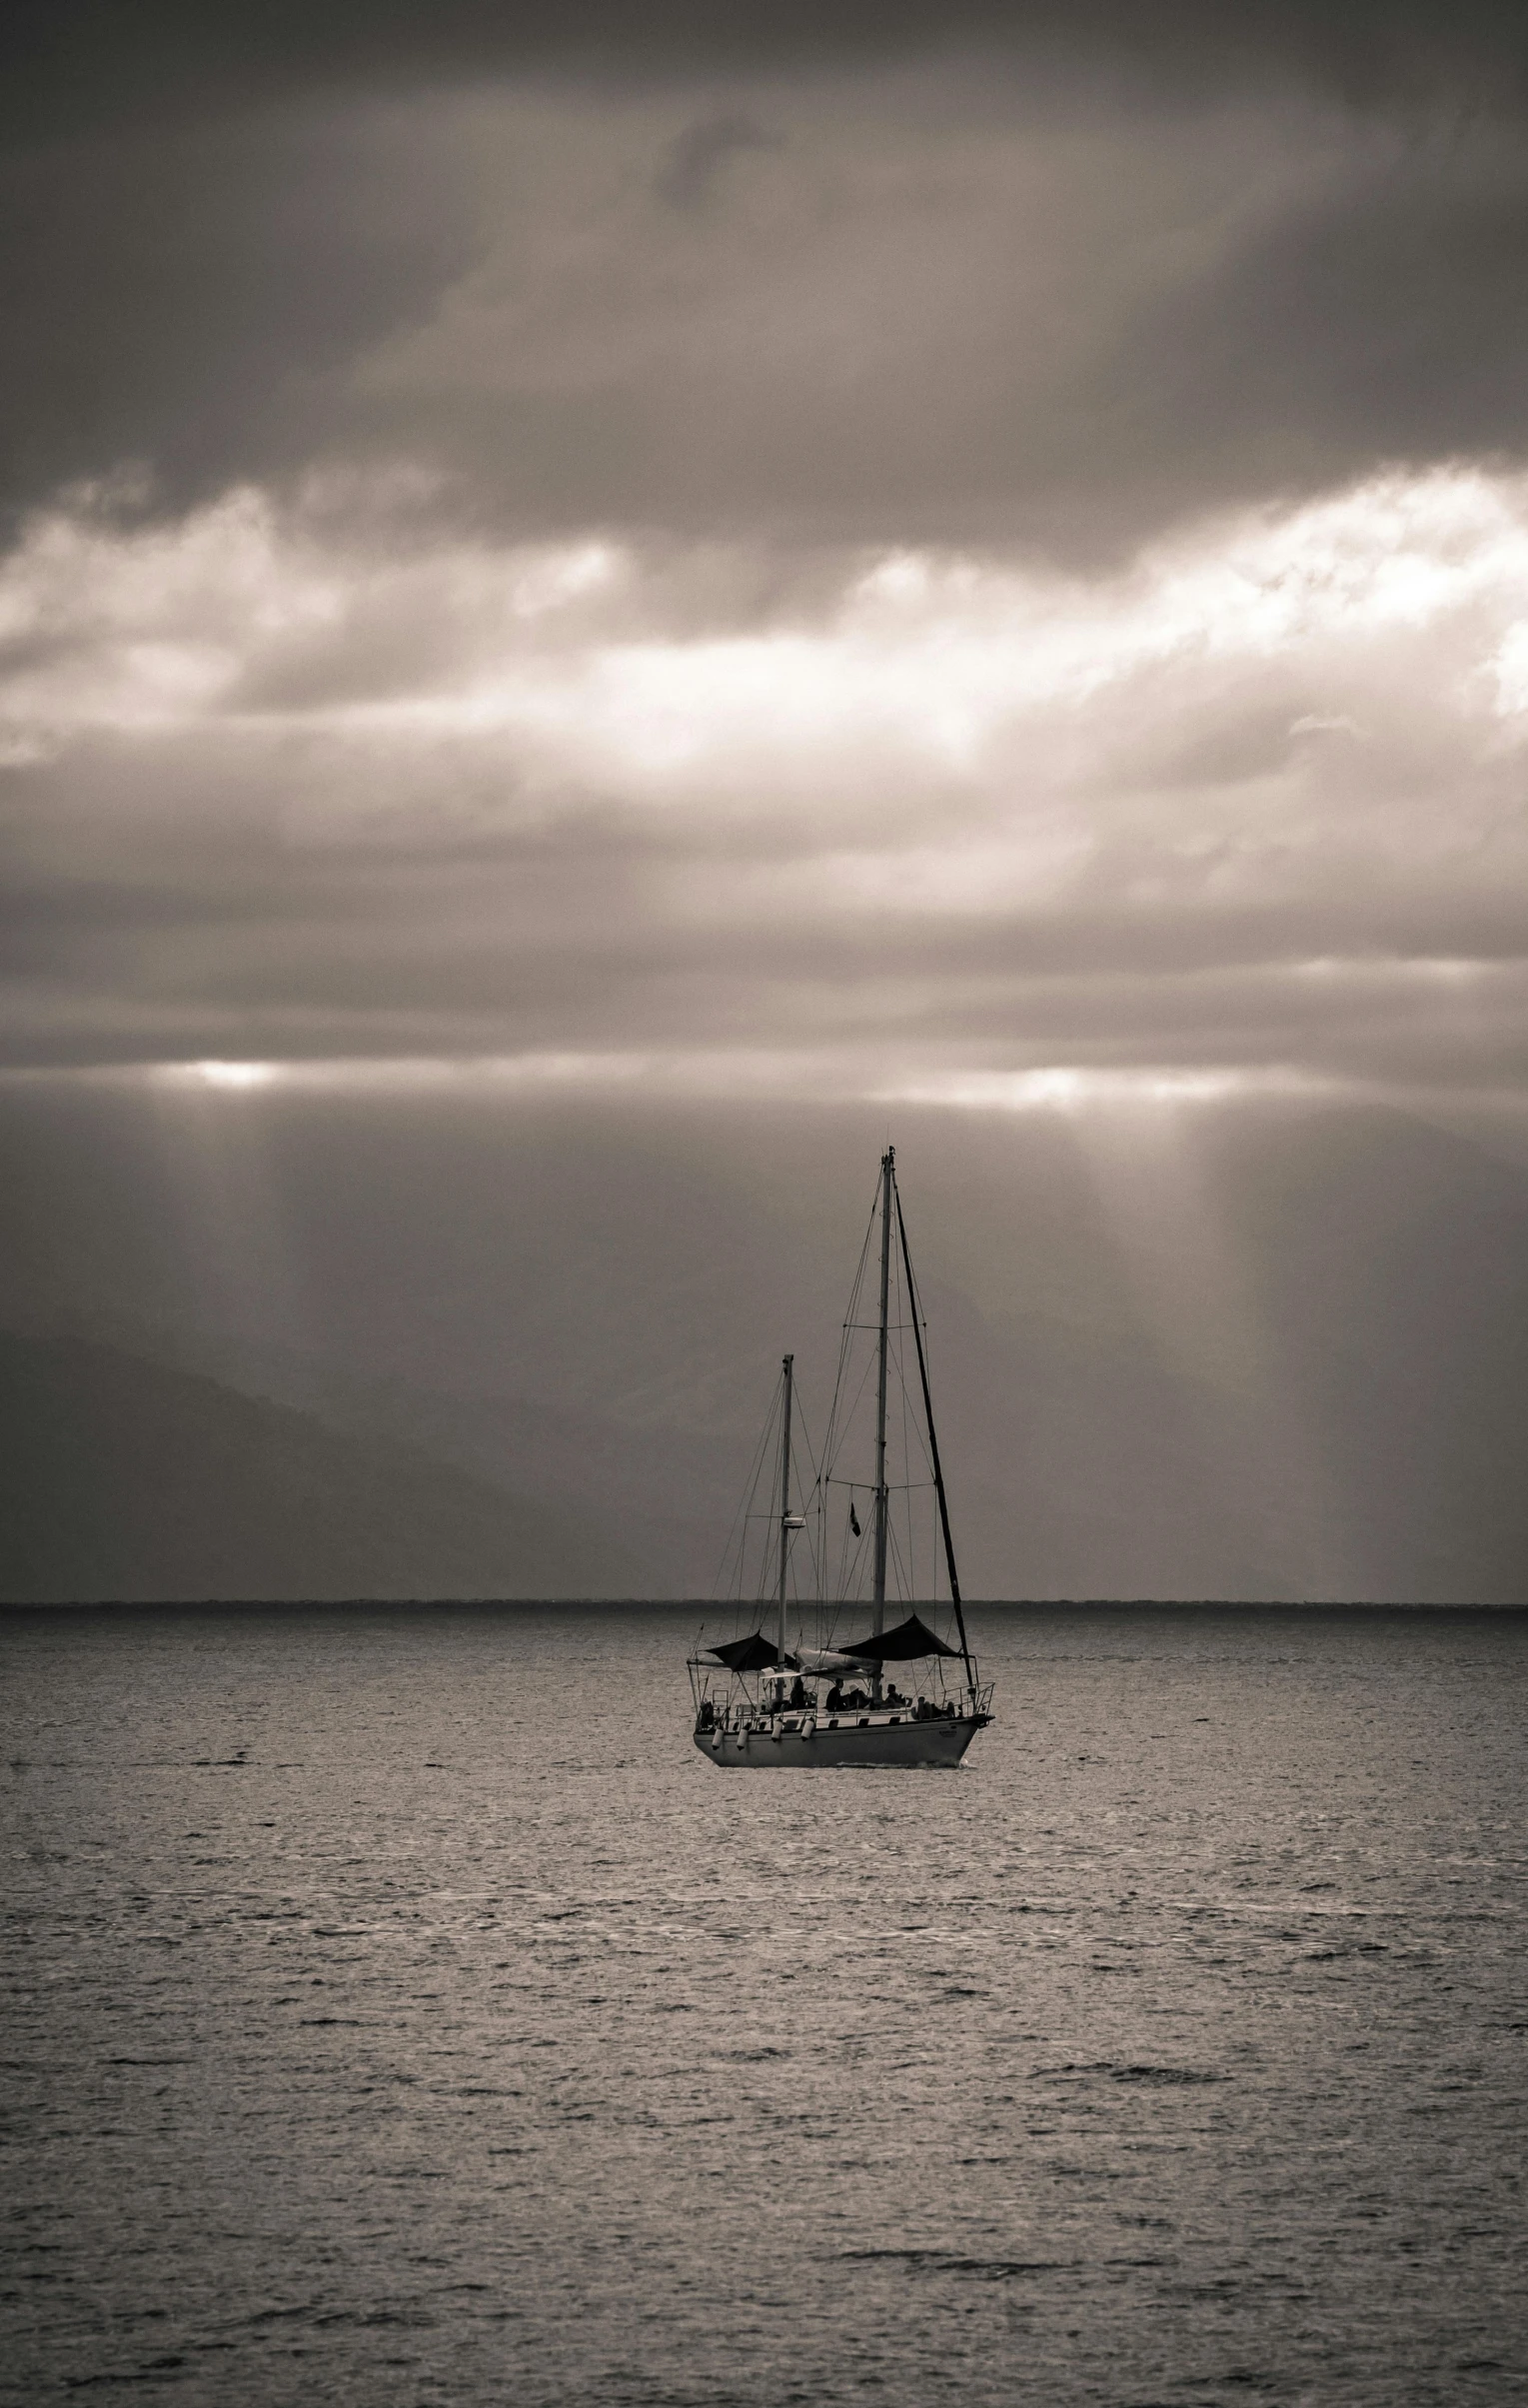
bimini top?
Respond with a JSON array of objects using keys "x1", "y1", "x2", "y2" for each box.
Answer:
[
  {"x1": 704, "y1": 1631, "x2": 800, "y2": 1672},
  {"x1": 837, "y1": 1611, "x2": 961, "y2": 1662}
]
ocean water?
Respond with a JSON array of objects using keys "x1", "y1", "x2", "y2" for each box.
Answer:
[{"x1": 2, "y1": 1603, "x2": 1524, "y2": 2407}]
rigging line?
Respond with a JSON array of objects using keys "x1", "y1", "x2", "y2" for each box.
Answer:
[
  {"x1": 833, "y1": 1205, "x2": 874, "y2": 1343},
  {"x1": 900, "y1": 1337, "x2": 936, "y2": 1480},
  {"x1": 823, "y1": 1466, "x2": 932, "y2": 1483},
  {"x1": 819, "y1": 1346, "x2": 878, "y2": 1489},
  {"x1": 715, "y1": 1380, "x2": 782, "y2": 1603},
  {"x1": 897, "y1": 1237, "x2": 926, "y2": 1603},
  {"x1": 893, "y1": 1232, "x2": 917, "y2": 1598},
  {"x1": 792, "y1": 1382, "x2": 832, "y2": 1640},
  {"x1": 820, "y1": 1181, "x2": 880, "y2": 1482},
  {"x1": 788, "y1": 1425, "x2": 822, "y2": 1617},
  {"x1": 821, "y1": 1336, "x2": 864, "y2": 1479},
  {"x1": 823, "y1": 1252, "x2": 890, "y2": 1482},
  {"x1": 823, "y1": 1473, "x2": 935, "y2": 1489},
  {"x1": 789, "y1": 1385, "x2": 824, "y2": 1607},
  {"x1": 884, "y1": 1515, "x2": 913, "y2": 1604},
  {"x1": 893, "y1": 1177, "x2": 975, "y2": 1692}
]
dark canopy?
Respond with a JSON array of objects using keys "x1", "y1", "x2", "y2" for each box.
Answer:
[
  {"x1": 706, "y1": 1631, "x2": 799, "y2": 1672},
  {"x1": 838, "y1": 1612, "x2": 961, "y2": 1662}
]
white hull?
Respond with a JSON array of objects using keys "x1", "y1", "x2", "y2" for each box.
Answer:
[{"x1": 696, "y1": 1712, "x2": 985, "y2": 1768}]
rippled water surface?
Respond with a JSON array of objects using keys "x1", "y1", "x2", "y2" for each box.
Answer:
[{"x1": 3, "y1": 1604, "x2": 1525, "y2": 2406}]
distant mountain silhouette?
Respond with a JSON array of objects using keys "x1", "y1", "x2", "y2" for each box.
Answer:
[
  {"x1": 0, "y1": 1330, "x2": 651, "y2": 1602},
  {"x1": 5, "y1": 1093, "x2": 1528, "y2": 1600},
  {"x1": 37, "y1": 1307, "x2": 733, "y2": 1598}
]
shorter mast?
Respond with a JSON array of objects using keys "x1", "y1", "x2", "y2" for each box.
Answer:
[
  {"x1": 777, "y1": 1352, "x2": 793, "y2": 1675},
  {"x1": 894, "y1": 1183, "x2": 976, "y2": 1701}
]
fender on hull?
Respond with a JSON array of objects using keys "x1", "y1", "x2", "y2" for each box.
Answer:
[{"x1": 695, "y1": 1715, "x2": 984, "y2": 1768}]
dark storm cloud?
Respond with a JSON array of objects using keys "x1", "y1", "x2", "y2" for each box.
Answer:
[
  {"x1": 1137, "y1": 125, "x2": 1528, "y2": 475},
  {"x1": 371, "y1": 96, "x2": 1528, "y2": 556},
  {"x1": 6, "y1": 2, "x2": 1528, "y2": 138},
  {"x1": 0, "y1": 104, "x2": 481, "y2": 521},
  {"x1": 2, "y1": 3, "x2": 1528, "y2": 537},
  {"x1": 653, "y1": 113, "x2": 782, "y2": 210}
]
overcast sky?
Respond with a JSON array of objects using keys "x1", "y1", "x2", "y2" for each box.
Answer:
[
  {"x1": 3, "y1": 0, "x2": 1527, "y2": 1104},
  {"x1": 7, "y1": 6, "x2": 1528, "y2": 1598}
]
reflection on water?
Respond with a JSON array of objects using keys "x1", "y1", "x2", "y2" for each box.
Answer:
[{"x1": 3, "y1": 1604, "x2": 1523, "y2": 2405}]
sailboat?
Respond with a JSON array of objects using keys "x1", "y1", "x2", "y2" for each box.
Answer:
[{"x1": 689, "y1": 1147, "x2": 993, "y2": 1768}]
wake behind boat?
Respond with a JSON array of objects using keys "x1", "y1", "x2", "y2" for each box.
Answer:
[{"x1": 689, "y1": 1148, "x2": 993, "y2": 1768}]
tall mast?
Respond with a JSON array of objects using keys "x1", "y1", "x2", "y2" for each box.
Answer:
[
  {"x1": 777, "y1": 1352, "x2": 793, "y2": 1675},
  {"x1": 895, "y1": 1184, "x2": 976, "y2": 1702},
  {"x1": 872, "y1": 1147, "x2": 893, "y2": 1636}
]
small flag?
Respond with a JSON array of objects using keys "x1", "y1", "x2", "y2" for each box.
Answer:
[{"x1": 848, "y1": 1500, "x2": 861, "y2": 1536}]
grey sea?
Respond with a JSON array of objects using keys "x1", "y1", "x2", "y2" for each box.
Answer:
[{"x1": 3, "y1": 1604, "x2": 1524, "y2": 2407}]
